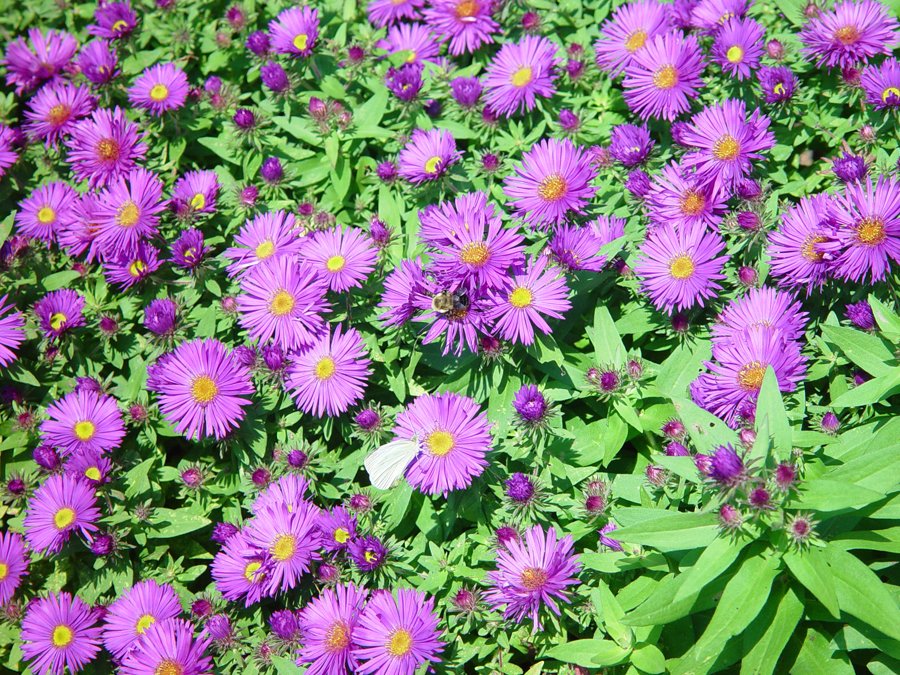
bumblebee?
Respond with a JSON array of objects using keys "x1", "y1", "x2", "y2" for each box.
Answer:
[{"x1": 431, "y1": 291, "x2": 470, "y2": 314}]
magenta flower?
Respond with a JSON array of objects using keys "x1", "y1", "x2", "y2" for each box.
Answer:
[
  {"x1": 367, "y1": 0, "x2": 423, "y2": 27},
  {"x1": 252, "y1": 474, "x2": 311, "y2": 515},
  {"x1": 423, "y1": 0, "x2": 499, "y2": 55},
  {"x1": 623, "y1": 32, "x2": 705, "y2": 121},
  {"x1": 634, "y1": 221, "x2": 728, "y2": 314},
  {"x1": 0, "y1": 124, "x2": 19, "y2": 178},
  {"x1": 286, "y1": 324, "x2": 371, "y2": 418},
  {"x1": 34, "y1": 289, "x2": 86, "y2": 341},
  {"x1": 103, "y1": 241, "x2": 161, "y2": 289},
  {"x1": 128, "y1": 62, "x2": 189, "y2": 115},
  {"x1": 24, "y1": 474, "x2": 100, "y2": 554},
  {"x1": 170, "y1": 228, "x2": 210, "y2": 270},
  {"x1": 647, "y1": 161, "x2": 729, "y2": 230},
  {"x1": 40, "y1": 389, "x2": 126, "y2": 457},
  {"x1": 303, "y1": 225, "x2": 378, "y2": 292},
  {"x1": 24, "y1": 82, "x2": 95, "y2": 147},
  {"x1": 211, "y1": 532, "x2": 269, "y2": 607},
  {"x1": 397, "y1": 128, "x2": 461, "y2": 185},
  {"x1": 77, "y1": 41, "x2": 120, "y2": 86},
  {"x1": 298, "y1": 584, "x2": 367, "y2": 675},
  {"x1": 0, "y1": 295, "x2": 25, "y2": 369},
  {"x1": 244, "y1": 501, "x2": 322, "y2": 595},
  {"x1": 712, "y1": 17, "x2": 764, "y2": 80},
  {"x1": 483, "y1": 35, "x2": 558, "y2": 117},
  {"x1": 379, "y1": 258, "x2": 426, "y2": 328},
  {"x1": 88, "y1": 1, "x2": 138, "y2": 40},
  {"x1": 269, "y1": 6, "x2": 319, "y2": 58},
  {"x1": 690, "y1": 0, "x2": 751, "y2": 33},
  {"x1": 487, "y1": 256, "x2": 572, "y2": 346},
  {"x1": 377, "y1": 22, "x2": 441, "y2": 64},
  {"x1": 2, "y1": 28, "x2": 78, "y2": 93},
  {"x1": 15, "y1": 181, "x2": 78, "y2": 245},
  {"x1": 66, "y1": 107, "x2": 147, "y2": 189},
  {"x1": 58, "y1": 193, "x2": 103, "y2": 262},
  {"x1": 118, "y1": 618, "x2": 212, "y2": 675},
  {"x1": 20, "y1": 592, "x2": 103, "y2": 675},
  {"x1": 768, "y1": 194, "x2": 837, "y2": 292},
  {"x1": 593, "y1": 0, "x2": 672, "y2": 76},
  {"x1": 102, "y1": 580, "x2": 182, "y2": 659},
  {"x1": 860, "y1": 57, "x2": 900, "y2": 110},
  {"x1": 484, "y1": 524, "x2": 580, "y2": 631},
  {"x1": 94, "y1": 167, "x2": 166, "y2": 256},
  {"x1": 0, "y1": 531, "x2": 27, "y2": 605},
  {"x1": 504, "y1": 138, "x2": 597, "y2": 229},
  {"x1": 800, "y1": 0, "x2": 899, "y2": 69},
  {"x1": 224, "y1": 210, "x2": 306, "y2": 278},
  {"x1": 171, "y1": 169, "x2": 219, "y2": 216},
  {"x1": 711, "y1": 287, "x2": 808, "y2": 354}
]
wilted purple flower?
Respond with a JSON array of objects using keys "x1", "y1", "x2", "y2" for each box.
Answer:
[
  {"x1": 599, "y1": 523, "x2": 622, "y2": 551},
  {"x1": 349, "y1": 535, "x2": 387, "y2": 572},
  {"x1": 269, "y1": 610, "x2": 300, "y2": 641},
  {"x1": 736, "y1": 179, "x2": 762, "y2": 201},
  {"x1": 609, "y1": 124, "x2": 654, "y2": 167},
  {"x1": 495, "y1": 525, "x2": 519, "y2": 548},
  {"x1": 89, "y1": 532, "x2": 115, "y2": 555},
  {"x1": 625, "y1": 169, "x2": 651, "y2": 198},
  {"x1": 558, "y1": 109, "x2": 580, "y2": 133},
  {"x1": 665, "y1": 441, "x2": 689, "y2": 456},
  {"x1": 376, "y1": 161, "x2": 397, "y2": 183},
  {"x1": 211, "y1": 522, "x2": 239, "y2": 545},
  {"x1": 33, "y1": 444, "x2": 61, "y2": 471},
  {"x1": 737, "y1": 211, "x2": 761, "y2": 231},
  {"x1": 767, "y1": 39, "x2": 785, "y2": 60},
  {"x1": 251, "y1": 467, "x2": 271, "y2": 488},
  {"x1": 286, "y1": 449, "x2": 307, "y2": 468},
  {"x1": 170, "y1": 228, "x2": 209, "y2": 270},
  {"x1": 450, "y1": 76, "x2": 482, "y2": 107},
  {"x1": 787, "y1": 513, "x2": 815, "y2": 546},
  {"x1": 774, "y1": 462, "x2": 797, "y2": 490},
  {"x1": 384, "y1": 63, "x2": 423, "y2": 102},
  {"x1": 143, "y1": 298, "x2": 177, "y2": 336},
  {"x1": 757, "y1": 65, "x2": 797, "y2": 103}
]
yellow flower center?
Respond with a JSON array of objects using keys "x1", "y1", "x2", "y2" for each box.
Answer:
[
  {"x1": 50, "y1": 312, "x2": 68, "y2": 331},
  {"x1": 538, "y1": 173, "x2": 568, "y2": 202},
  {"x1": 190, "y1": 193, "x2": 206, "y2": 210},
  {"x1": 856, "y1": 217, "x2": 886, "y2": 245},
  {"x1": 510, "y1": 66, "x2": 533, "y2": 88},
  {"x1": 882, "y1": 87, "x2": 900, "y2": 102},
  {"x1": 47, "y1": 104, "x2": 71, "y2": 126},
  {"x1": 112, "y1": 19, "x2": 130, "y2": 32},
  {"x1": 334, "y1": 527, "x2": 350, "y2": 543},
  {"x1": 455, "y1": 0, "x2": 478, "y2": 18},
  {"x1": 154, "y1": 659, "x2": 184, "y2": 675},
  {"x1": 136, "y1": 613, "x2": 156, "y2": 635},
  {"x1": 0, "y1": 563, "x2": 7, "y2": 580},
  {"x1": 191, "y1": 375, "x2": 218, "y2": 404},
  {"x1": 669, "y1": 255, "x2": 695, "y2": 280},
  {"x1": 272, "y1": 534, "x2": 297, "y2": 561},
  {"x1": 96, "y1": 137, "x2": 120, "y2": 161},
  {"x1": 713, "y1": 134, "x2": 740, "y2": 161},
  {"x1": 85, "y1": 466, "x2": 102, "y2": 481},
  {"x1": 680, "y1": 190, "x2": 706, "y2": 216},
  {"x1": 625, "y1": 29, "x2": 647, "y2": 53},
  {"x1": 738, "y1": 361, "x2": 766, "y2": 391},
  {"x1": 315, "y1": 356, "x2": 336, "y2": 380},
  {"x1": 129, "y1": 260, "x2": 147, "y2": 277},
  {"x1": 325, "y1": 622, "x2": 350, "y2": 651},
  {"x1": 520, "y1": 567, "x2": 548, "y2": 590},
  {"x1": 726, "y1": 45, "x2": 744, "y2": 63},
  {"x1": 653, "y1": 64, "x2": 678, "y2": 90},
  {"x1": 149, "y1": 84, "x2": 169, "y2": 102},
  {"x1": 459, "y1": 242, "x2": 490, "y2": 266},
  {"x1": 293, "y1": 33, "x2": 309, "y2": 51},
  {"x1": 54, "y1": 507, "x2": 76, "y2": 530},
  {"x1": 364, "y1": 550, "x2": 378, "y2": 562},
  {"x1": 74, "y1": 420, "x2": 96, "y2": 441},
  {"x1": 117, "y1": 200, "x2": 140, "y2": 227},
  {"x1": 244, "y1": 561, "x2": 262, "y2": 582},
  {"x1": 269, "y1": 290, "x2": 296, "y2": 316},
  {"x1": 37, "y1": 206, "x2": 57, "y2": 224},
  {"x1": 509, "y1": 286, "x2": 533, "y2": 308},
  {"x1": 834, "y1": 25, "x2": 860, "y2": 45},
  {"x1": 774, "y1": 82, "x2": 786, "y2": 96},
  {"x1": 426, "y1": 430, "x2": 454, "y2": 456},
  {"x1": 51, "y1": 624, "x2": 74, "y2": 648},
  {"x1": 255, "y1": 239, "x2": 275, "y2": 259},
  {"x1": 405, "y1": 50, "x2": 417, "y2": 63},
  {"x1": 387, "y1": 629, "x2": 413, "y2": 657},
  {"x1": 801, "y1": 234, "x2": 827, "y2": 262},
  {"x1": 326, "y1": 255, "x2": 346, "y2": 272},
  {"x1": 424, "y1": 156, "x2": 443, "y2": 175}
]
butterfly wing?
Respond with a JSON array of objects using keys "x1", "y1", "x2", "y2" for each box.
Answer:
[{"x1": 364, "y1": 439, "x2": 419, "y2": 490}]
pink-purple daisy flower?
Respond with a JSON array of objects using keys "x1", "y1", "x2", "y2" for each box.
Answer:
[
  {"x1": 302, "y1": 225, "x2": 378, "y2": 292},
  {"x1": 20, "y1": 592, "x2": 102, "y2": 675},
  {"x1": 118, "y1": 618, "x2": 212, "y2": 675},
  {"x1": 483, "y1": 35, "x2": 558, "y2": 117},
  {"x1": 94, "y1": 167, "x2": 166, "y2": 256},
  {"x1": 34, "y1": 289, "x2": 86, "y2": 341},
  {"x1": 799, "y1": 0, "x2": 899, "y2": 69},
  {"x1": 712, "y1": 17, "x2": 764, "y2": 80},
  {"x1": 102, "y1": 579, "x2": 183, "y2": 660},
  {"x1": 24, "y1": 82, "x2": 95, "y2": 147},
  {"x1": 423, "y1": 0, "x2": 499, "y2": 55},
  {"x1": 243, "y1": 502, "x2": 322, "y2": 595},
  {"x1": 623, "y1": 32, "x2": 705, "y2": 121},
  {"x1": 65, "y1": 106, "x2": 147, "y2": 189},
  {"x1": 0, "y1": 531, "x2": 27, "y2": 605},
  {"x1": 767, "y1": 194, "x2": 837, "y2": 292},
  {"x1": 0, "y1": 295, "x2": 25, "y2": 369},
  {"x1": 860, "y1": 57, "x2": 900, "y2": 110},
  {"x1": 103, "y1": 241, "x2": 161, "y2": 290},
  {"x1": 171, "y1": 170, "x2": 219, "y2": 216},
  {"x1": 211, "y1": 531, "x2": 268, "y2": 607},
  {"x1": 224, "y1": 210, "x2": 306, "y2": 278},
  {"x1": 3, "y1": 28, "x2": 78, "y2": 94},
  {"x1": 269, "y1": 6, "x2": 319, "y2": 58},
  {"x1": 24, "y1": 474, "x2": 100, "y2": 554},
  {"x1": 88, "y1": 1, "x2": 138, "y2": 40},
  {"x1": 77, "y1": 40, "x2": 120, "y2": 86},
  {"x1": 298, "y1": 583, "x2": 367, "y2": 675},
  {"x1": 377, "y1": 22, "x2": 441, "y2": 64},
  {"x1": 128, "y1": 62, "x2": 190, "y2": 115},
  {"x1": 594, "y1": 0, "x2": 672, "y2": 76},
  {"x1": 15, "y1": 181, "x2": 78, "y2": 245},
  {"x1": 397, "y1": 128, "x2": 461, "y2": 185},
  {"x1": 40, "y1": 389, "x2": 126, "y2": 457}
]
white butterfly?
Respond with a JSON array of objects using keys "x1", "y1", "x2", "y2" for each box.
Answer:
[{"x1": 364, "y1": 438, "x2": 420, "y2": 490}]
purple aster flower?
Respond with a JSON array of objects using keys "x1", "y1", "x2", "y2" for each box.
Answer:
[
  {"x1": 224, "y1": 210, "x2": 305, "y2": 278},
  {"x1": 548, "y1": 224, "x2": 607, "y2": 272},
  {"x1": 66, "y1": 107, "x2": 147, "y2": 189},
  {"x1": 269, "y1": 609, "x2": 300, "y2": 641},
  {"x1": 690, "y1": 0, "x2": 751, "y2": 32},
  {"x1": 828, "y1": 175, "x2": 900, "y2": 283},
  {"x1": 147, "y1": 339, "x2": 254, "y2": 441},
  {"x1": 0, "y1": 531, "x2": 27, "y2": 607},
  {"x1": 504, "y1": 137, "x2": 596, "y2": 229},
  {"x1": 303, "y1": 225, "x2": 378, "y2": 292},
  {"x1": 378, "y1": 22, "x2": 440, "y2": 64},
  {"x1": 392, "y1": 391, "x2": 492, "y2": 494},
  {"x1": 103, "y1": 241, "x2": 161, "y2": 290},
  {"x1": 128, "y1": 63, "x2": 189, "y2": 115},
  {"x1": 626, "y1": 168, "x2": 652, "y2": 198},
  {"x1": 845, "y1": 299, "x2": 876, "y2": 330},
  {"x1": 0, "y1": 295, "x2": 24, "y2": 369},
  {"x1": 599, "y1": 522, "x2": 623, "y2": 551},
  {"x1": 317, "y1": 506, "x2": 357, "y2": 553},
  {"x1": 3, "y1": 28, "x2": 78, "y2": 94},
  {"x1": 298, "y1": 583, "x2": 367, "y2": 675},
  {"x1": 384, "y1": 62, "x2": 423, "y2": 102},
  {"x1": 0, "y1": 124, "x2": 20, "y2": 178},
  {"x1": 286, "y1": 324, "x2": 371, "y2": 418},
  {"x1": 450, "y1": 76, "x2": 482, "y2": 107},
  {"x1": 757, "y1": 65, "x2": 798, "y2": 103},
  {"x1": 233, "y1": 108, "x2": 256, "y2": 130},
  {"x1": 143, "y1": 298, "x2": 177, "y2": 336},
  {"x1": 485, "y1": 524, "x2": 580, "y2": 631},
  {"x1": 832, "y1": 152, "x2": 868, "y2": 184},
  {"x1": 860, "y1": 57, "x2": 900, "y2": 110},
  {"x1": 397, "y1": 128, "x2": 461, "y2": 184},
  {"x1": 799, "y1": 0, "x2": 898, "y2": 69},
  {"x1": 269, "y1": 6, "x2": 319, "y2": 58},
  {"x1": 368, "y1": 0, "x2": 423, "y2": 26},
  {"x1": 666, "y1": 441, "x2": 690, "y2": 456},
  {"x1": 379, "y1": 258, "x2": 426, "y2": 328},
  {"x1": 708, "y1": 444, "x2": 745, "y2": 484},
  {"x1": 260, "y1": 61, "x2": 290, "y2": 93},
  {"x1": 57, "y1": 193, "x2": 103, "y2": 261},
  {"x1": 423, "y1": 0, "x2": 499, "y2": 55},
  {"x1": 505, "y1": 473, "x2": 536, "y2": 504},
  {"x1": 24, "y1": 474, "x2": 99, "y2": 554},
  {"x1": 172, "y1": 169, "x2": 219, "y2": 216},
  {"x1": 483, "y1": 35, "x2": 559, "y2": 117},
  {"x1": 244, "y1": 501, "x2": 322, "y2": 596},
  {"x1": 623, "y1": 33, "x2": 706, "y2": 121},
  {"x1": 593, "y1": 0, "x2": 672, "y2": 76},
  {"x1": 15, "y1": 181, "x2": 78, "y2": 245},
  {"x1": 557, "y1": 108, "x2": 580, "y2": 133},
  {"x1": 711, "y1": 286, "x2": 807, "y2": 350},
  {"x1": 118, "y1": 618, "x2": 212, "y2": 675},
  {"x1": 488, "y1": 256, "x2": 572, "y2": 345},
  {"x1": 246, "y1": 30, "x2": 270, "y2": 57},
  {"x1": 21, "y1": 592, "x2": 102, "y2": 675},
  {"x1": 251, "y1": 474, "x2": 311, "y2": 516},
  {"x1": 512, "y1": 384, "x2": 550, "y2": 427},
  {"x1": 77, "y1": 40, "x2": 120, "y2": 86},
  {"x1": 679, "y1": 99, "x2": 775, "y2": 191},
  {"x1": 102, "y1": 580, "x2": 182, "y2": 660},
  {"x1": 170, "y1": 228, "x2": 210, "y2": 270},
  {"x1": 349, "y1": 535, "x2": 388, "y2": 572},
  {"x1": 712, "y1": 17, "x2": 764, "y2": 80},
  {"x1": 34, "y1": 289, "x2": 86, "y2": 341},
  {"x1": 353, "y1": 589, "x2": 443, "y2": 673},
  {"x1": 609, "y1": 123, "x2": 654, "y2": 167},
  {"x1": 635, "y1": 221, "x2": 728, "y2": 314},
  {"x1": 768, "y1": 194, "x2": 837, "y2": 292},
  {"x1": 89, "y1": 1, "x2": 138, "y2": 39},
  {"x1": 40, "y1": 389, "x2": 125, "y2": 458},
  {"x1": 24, "y1": 82, "x2": 95, "y2": 147},
  {"x1": 94, "y1": 167, "x2": 166, "y2": 257},
  {"x1": 211, "y1": 531, "x2": 268, "y2": 606}
]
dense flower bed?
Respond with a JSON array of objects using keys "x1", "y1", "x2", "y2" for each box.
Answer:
[{"x1": 0, "y1": 0, "x2": 899, "y2": 673}]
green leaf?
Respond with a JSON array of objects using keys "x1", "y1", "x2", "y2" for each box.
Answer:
[
  {"x1": 740, "y1": 584, "x2": 804, "y2": 675},
  {"x1": 821, "y1": 324, "x2": 896, "y2": 377},
  {"x1": 271, "y1": 655, "x2": 302, "y2": 674},
  {"x1": 147, "y1": 508, "x2": 211, "y2": 539},
  {"x1": 674, "y1": 535, "x2": 748, "y2": 602},
  {"x1": 587, "y1": 305, "x2": 626, "y2": 365},
  {"x1": 829, "y1": 369, "x2": 900, "y2": 409},
  {"x1": 653, "y1": 340, "x2": 710, "y2": 399},
  {"x1": 794, "y1": 479, "x2": 885, "y2": 512},
  {"x1": 825, "y1": 544, "x2": 900, "y2": 642},
  {"x1": 610, "y1": 511, "x2": 719, "y2": 551},
  {"x1": 753, "y1": 367, "x2": 792, "y2": 461},
  {"x1": 196, "y1": 136, "x2": 239, "y2": 165},
  {"x1": 671, "y1": 398, "x2": 738, "y2": 452},
  {"x1": 631, "y1": 644, "x2": 666, "y2": 674},
  {"x1": 784, "y1": 548, "x2": 840, "y2": 619},
  {"x1": 42, "y1": 271, "x2": 82, "y2": 292},
  {"x1": 544, "y1": 639, "x2": 630, "y2": 668},
  {"x1": 868, "y1": 295, "x2": 900, "y2": 336}
]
